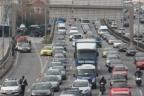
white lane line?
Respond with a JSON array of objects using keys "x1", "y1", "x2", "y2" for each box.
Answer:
[
  {"x1": 139, "y1": 89, "x2": 143, "y2": 96},
  {"x1": 31, "y1": 38, "x2": 43, "y2": 69},
  {"x1": 41, "y1": 59, "x2": 49, "y2": 73}
]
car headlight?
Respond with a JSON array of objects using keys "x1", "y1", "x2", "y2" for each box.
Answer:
[
  {"x1": 92, "y1": 78, "x2": 96, "y2": 83},
  {"x1": 83, "y1": 89, "x2": 90, "y2": 94}
]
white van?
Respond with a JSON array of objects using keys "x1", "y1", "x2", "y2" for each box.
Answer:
[
  {"x1": 57, "y1": 23, "x2": 66, "y2": 34},
  {"x1": 98, "y1": 25, "x2": 108, "y2": 35}
]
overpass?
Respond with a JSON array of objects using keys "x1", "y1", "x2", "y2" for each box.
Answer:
[{"x1": 48, "y1": 0, "x2": 124, "y2": 19}]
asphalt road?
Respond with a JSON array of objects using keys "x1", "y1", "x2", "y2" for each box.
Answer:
[{"x1": 1, "y1": 18, "x2": 144, "y2": 96}]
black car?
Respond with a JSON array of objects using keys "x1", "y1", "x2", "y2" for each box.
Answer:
[
  {"x1": 118, "y1": 43, "x2": 127, "y2": 52},
  {"x1": 126, "y1": 47, "x2": 137, "y2": 56}
]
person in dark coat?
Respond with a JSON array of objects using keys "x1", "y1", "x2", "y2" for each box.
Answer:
[{"x1": 19, "y1": 76, "x2": 28, "y2": 96}]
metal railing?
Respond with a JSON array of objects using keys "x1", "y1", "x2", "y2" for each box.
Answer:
[{"x1": 103, "y1": 20, "x2": 144, "y2": 52}]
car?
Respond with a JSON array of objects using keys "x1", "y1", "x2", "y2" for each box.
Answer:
[
  {"x1": 134, "y1": 56, "x2": 144, "y2": 69},
  {"x1": 123, "y1": 21, "x2": 129, "y2": 27},
  {"x1": 72, "y1": 79, "x2": 92, "y2": 96},
  {"x1": 54, "y1": 49, "x2": 66, "y2": 57},
  {"x1": 107, "y1": 59, "x2": 123, "y2": 68},
  {"x1": 109, "y1": 82, "x2": 131, "y2": 96},
  {"x1": 112, "y1": 64, "x2": 128, "y2": 79},
  {"x1": 113, "y1": 40, "x2": 123, "y2": 48},
  {"x1": 69, "y1": 27, "x2": 79, "y2": 36},
  {"x1": 49, "y1": 66, "x2": 66, "y2": 80},
  {"x1": 126, "y1": 47, "x2": 137, "y2": 56},
  {"x1": 48, "y1": 61, "x2": 65, "y2": 69},
  {"x1": 107, "y1": 37, "x2": 117, "y2": 44},
  {"x1": 15, "y1": 42, "x2": 31, "y2": 53},
  {"x1": 31, "y1": 82, "x2": 54, "y2": 96},
  {"x1": 40, "y1": 75, "x2": 60, "y2": 91},
  {"x1": 104, "y1": 49, "x2": 118, "y2": 58},
  {"x1": 118, "y1": 43, "x2": 128, "y2": 52},
  {"x1": 117, "y1": 28, "x2": 125, "y2": 35},
  {"x1": 60, "y1": 88, "x2": 82, "y2": 96},
  {"x1": 135, "y1": 52, "x2": 144, "y2": 58},
  {"x1": 0, "y1": 79, "x2": 21, "y2": 96},
  {"x1": 40, "y1": 45, "x2": 53, "y2": 56},
  {"x1": 44, "y1": 69, "x2": 62, "y2": 84},
  {"x1": 69, "y1": 34, "x2": 82, "y2": 41},
  {"x1": 106, "y1": 55, "x2": 120, "y2": 67},
  {"x1": 110, "y1": 74, "x2": 127, "y2": 86},
  {"x1": 111, "y1": 22, "x2": 118, "y2": 29},
  {"x1": 102, "y1": 47, "x2": 112, "y2": 58},
  {"x1": 54, "y1": 53, "x2": 66, "y2": 59}
]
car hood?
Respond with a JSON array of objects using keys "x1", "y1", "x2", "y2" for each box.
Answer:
[
  {"x1": 77, "y1": 76, "x2": 95, "y2": 81},
  {"x1": 31, "y1": 90, "x2": 51, "y2": 95},
  {"x1": 1, "y1": 86, "x2": 19, "y2": 91},
  {"x1": 111, "y1": 88, "x2": 130, "y2": 94},
  {"x1": 113, "y1": 71, "x2": 127, "y2": 75}
]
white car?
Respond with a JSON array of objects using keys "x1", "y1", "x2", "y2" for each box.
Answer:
[
  {"x1": 113, "y1": 40, "x2": 123, "y2": 48},
  {"x1": 0, "y1": 79, "x2": 21, "y2": 96},
  {"x1": 72, "y1": 79, "x2": 92, "y2": 96},
  {"x1": 44, "y1": 69, "x2": 62, "y2": 84}
]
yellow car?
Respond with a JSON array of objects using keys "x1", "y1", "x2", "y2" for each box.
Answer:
[{"x1": 40, "y1": 45, "x2": 53, "y2": 56}]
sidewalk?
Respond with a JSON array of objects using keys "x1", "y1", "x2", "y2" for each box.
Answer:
[{"x1": 0, "y1": 38, "x2": 10, "y2": 60}]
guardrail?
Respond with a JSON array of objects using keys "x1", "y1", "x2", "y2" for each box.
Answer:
[
  {"x1": 103, "y1": 20, "x2": 144, "y2": 52},
  {"x1": 0, "y1": 41, "x2": 14, "y2": 79}
]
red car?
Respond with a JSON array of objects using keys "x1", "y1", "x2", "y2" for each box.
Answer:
[
  {"x1": 109, "y1": 82, "x2": 131, "y2": 96},
  {"x1": 16, "y1": 36, "x2": 28, "y2": 43},
  {"x1": 134, "y1": 57, "x2": 144, "y2": 69},
  {"x1": 112, "y1": 64, "x2": 128, "y2": 79}
]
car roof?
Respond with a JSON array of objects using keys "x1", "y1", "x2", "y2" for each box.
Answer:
[
  {"x1": 74, "y1": 79, "x2": 89, "y2": 82},
  {"x1": 77, "y1": 64, "x2": 95, "y2": 69}
]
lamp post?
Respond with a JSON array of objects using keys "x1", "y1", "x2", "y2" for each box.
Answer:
[{"x1": 128, "y1": 2, "x2": 134, "y2": 47}]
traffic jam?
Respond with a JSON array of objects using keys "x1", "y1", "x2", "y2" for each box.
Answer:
[{"x1": 0, "y1": 17, "x2": 144, "y2": 96}]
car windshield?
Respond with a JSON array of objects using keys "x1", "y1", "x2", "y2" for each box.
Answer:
[
  {"x1": 3, "y1": 81, "x2": 18, "y2": 87},
  {"x1": 112, "y1": 75, "x2": 126, "y2": 80},
  {"x1": 46, "y1": 70, "x2": 60, "y2": 75},
  {"x1": 59, "y1": 27, "x2": 65, "y2": 30},
  {"x1": 73, "y1": 35, "x2": 82, "y2": 39},
  {"x1": 73, "y1": 81, "x2": 88, "y2": 87},
  {"x1": 32, "y1": 83, "x2": 51, "y2": 90},
  {"x1": 41, "y1": 76, "x2": 58, "y2": 82},
  {"x1": 112, "y1": 82, "x2": 128, "y2": 88},
  {"x1": 50, "y1": 62, "x2": 63, "y2": 66},
  {"x1": 43, "y1": 46, "x2": 52, "y2": 50},
  {"x1": 112, "y1": 94, "x2": 129, "y2": 96},
  {"x1": 52, "y1": 66, "x2": 64, "y2": 70},
  {"x1": 77, "y1": 69, "x2": 95, "y2": 76},
  {"x1": 77, "y1": 50, "x2": 96, "y2": 60},
  {"x1": 115, "y1": 67, "x2": 126, "y2": 71},
  {"x1": 21, "y1": 43, "x2": 29, "y2": 47}
]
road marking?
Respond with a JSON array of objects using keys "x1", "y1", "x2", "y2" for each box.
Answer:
[
  {"x1": 139, "y1": 89, "x2": 143, "y2": 96},
  {"x1": 41, "y1": 59, "x2": 49, "y2": 73},
  {"x1": 31, "y1": 38, "x2": 43, "y2": 69}
]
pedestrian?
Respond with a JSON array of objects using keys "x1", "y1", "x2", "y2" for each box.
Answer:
[{"x1": 19, "y1": 76, "x2": 28, "y2": 96}]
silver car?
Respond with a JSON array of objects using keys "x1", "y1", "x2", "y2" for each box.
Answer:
[
  {"x1": 31, "y1": 82, "x2": 54, "y2": 96},
  {"x1": 40, "y1": 75, "x2": 60, "y2": 92}
]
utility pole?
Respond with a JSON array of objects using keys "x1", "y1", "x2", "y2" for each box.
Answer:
[
  {"x1": 128, "y1": 2, "x2": 134, "y2": 47},
  {"x1": 44, "y1": 0, "x2": 49, "y2": 44},
  {"x1": 11, "y1": 0, "x2": 17, "y2": 38},
  {"x1": 44, "y1": 5, "x2": 47, "y2": 43}
]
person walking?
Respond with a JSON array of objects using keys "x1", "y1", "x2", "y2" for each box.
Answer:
[{"x1": 19, "y1": 76, "x2": 28, "y2": 96}]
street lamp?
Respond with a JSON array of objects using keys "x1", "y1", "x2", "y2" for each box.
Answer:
[{"x1": 128, "y1": 2, "x2": 134, "y2": 47}]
